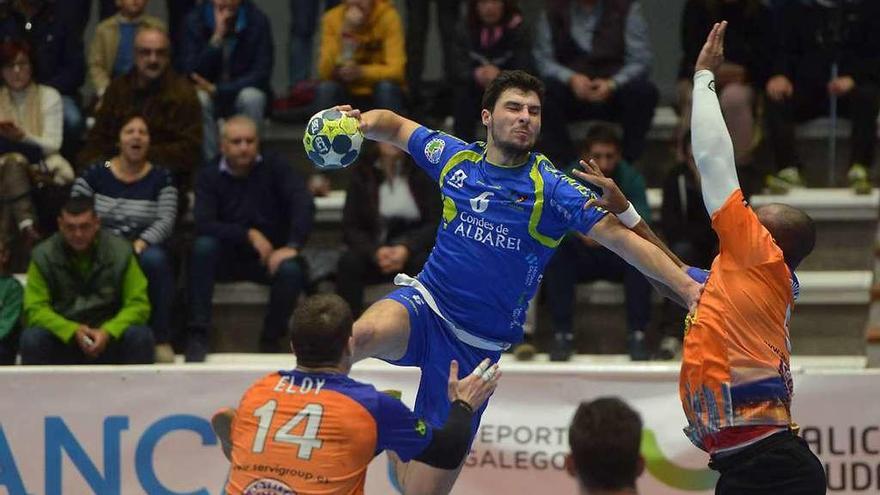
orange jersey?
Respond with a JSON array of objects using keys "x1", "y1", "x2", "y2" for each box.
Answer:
[
  {"x1": 225, "y1": 370, "x2": 433, "y2": 495},
  {"x1": 680, "y1": 190, "x2": 797, "y2": 453}
]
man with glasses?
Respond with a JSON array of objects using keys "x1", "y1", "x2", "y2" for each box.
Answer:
[
  {"x1": 542, "y1": 123, "x2": 654, "y2": 362},
  {"x1": 79, "y1": 26, "x2": 203, "y2": 191}
]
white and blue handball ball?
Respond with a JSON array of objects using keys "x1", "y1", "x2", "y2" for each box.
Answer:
[{"x1": 303, "y1": 108, "x2": 364, "y2": 170}]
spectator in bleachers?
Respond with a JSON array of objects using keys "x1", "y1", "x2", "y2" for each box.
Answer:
[
  {"x1": 0, "y1": 239, "x2": 23, "y2": 364},
  {"x1": 187, "y1": 115, "x2": 314, "y2": 362},
  {"x1": 765, "y1": 0, "x2": 880, "y2": 194},
  {"x1": 567, "y1": 397, "x2": 645, "y2": 494},
  {"x1": 542, "y1": 124, "x2": 652, "y2": 361},
  {"x1": 405, "y1": 0, "x2": 461, "y2": 117},
  {"x1": 59, "y1": 0, "x2": 198, "y2": 72},
  {"x1": 315, "y1": 0, "x2": 406, "y2": 115},
  {"x1": 0, "y1": 152, "x2": 39, "y2": 272},
  {"x1": 80, "y1": 26, "x2": 202, "y2": 193},
  {"x1": 182, "y1": 0, "x2": 273, "y2": 163},
  {"x1": 655, "y1": 131, "x2": 717, "y2": 360},
  {"x1": 0, "y1": 39, "x2": 73, "y2": 186},
  {"x1": 534, "y1": 0, "x2": 658, "y2": 165},
  {"x1": 451, "y1": 0, "x2": 533, "y2": 142},
  {"x1": 0, "y1": 0, "x2": 86, "y2": 153},
  {"x1": 72, "y1": 115, "x2": 178, "y2": 363},
  {"x1": 87, "y1": 0, "x2": 166, "y2": 101},
  {"x1": 274, "y1": 0, "x2": 341, "y2": 111},
  {"x1": 676, "y1": 0, "x2": 771, "y2": 176},
  {"x1": 20, "y1": 196, "x2": 154, "y2": 365},
  {"x1": 337, "y1": 141, "x2": 440, "y2": 316}
]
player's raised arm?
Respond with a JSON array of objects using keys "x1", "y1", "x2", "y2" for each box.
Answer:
[
  {"x1": 691, "y1": 21, "x2": 740, "y2": 216},
  {"x1": 337, "y1": 105, "x2": 420, "y2": 151}
]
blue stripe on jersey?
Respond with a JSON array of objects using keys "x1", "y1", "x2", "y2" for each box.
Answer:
[
  {"x1": 280, "y1": 370, "x2": 433, "y2": 462},
  {"x1": 406, "y1": 127, "x2": 608, "y2": 343}
]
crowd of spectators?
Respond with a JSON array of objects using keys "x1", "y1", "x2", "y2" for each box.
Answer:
[{"x1": 0, "y1": 0, "x2": 875, "y2": 365}]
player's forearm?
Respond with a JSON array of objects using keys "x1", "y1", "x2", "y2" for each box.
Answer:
[
  {"x1": 412, "y1": 400, "x2": 473, "y2": 471},
  {"x1": 361, "y1": 109, "x2": 406, "y2": 143},
  {"x1": 631, "y1": 219, "x2": 685, "y2": 268},
  {"x1": 692, "y1": 70, "x2": 740, "y2": 216},
  {"x1": 608, "y1": 227, "x2": 694, "y2": 299}
]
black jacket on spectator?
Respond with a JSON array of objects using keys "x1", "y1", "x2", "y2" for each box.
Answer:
[
  {"x1": 181, "y1": 0, "x2": 273, "y2": 109},
  {"x1": 678, "y1": 0, "x2": 773, "y2": 87},
  {"x1": 451, "y1": 15, "x2": 533, "y2": 84},
  {"x1": 660, "y1": 163, "x2": 717, "y2": 268},
  {"x1": 772, "y1": 0, "x2": 880, "y2": 86},
  {"x1": 343, "y1": 159, "x2": 441, "y2": 260},
  {"x1": 0, "y1": 3, "x2": 85, "y2": 97},
  {"x1": 545, "y1": 0, "x2": 631, "y2": 79},
  {"x1": 194, "y1": 152, "x2": 314, "y2": 249}
]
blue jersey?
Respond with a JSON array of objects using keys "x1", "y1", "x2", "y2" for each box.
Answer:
[{"x1": 407, "y1": 127, "x2": 608, "y2": 343}]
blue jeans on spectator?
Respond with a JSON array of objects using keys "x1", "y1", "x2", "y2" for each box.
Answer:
[
  {"x1": 288, "y1": 0, "x2": 340, "y2": 86},
  {"x1": 314, "y1": 80, "x2": 405, "y2": 115},
  {"x1": 20, "y1": 325, "x2": 155, "y2": 364},
  {"x1": 188, "y1": 236, "x2": 305, "y2": 348},
  {"x1": 61, "y1": 95, "x2": 84, "y2": 146},
  {"x1": 543, "y1": 236, "x2": 652, "y2": 339},
  {"x1": 198, "y1": 87, "x2": 267, "y2": 163},
  {"x1": 138, "y1": 245, "x2": 174, "y2": 345}
]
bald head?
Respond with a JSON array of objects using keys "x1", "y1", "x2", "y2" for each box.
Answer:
[
  {"x1": 221, "y1": 115, "x2": 260, "y2": 172},
  {"x1": 755, "y1": 203, "x2": 816, "y2": 269}
]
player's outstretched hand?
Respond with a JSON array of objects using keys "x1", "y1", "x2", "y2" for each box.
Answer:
[
  {"x1": 211, "y1": 407, "x2": 237, "y2": 462},
  {"x1": 695, "y1": 21, "x2": 727, "y2": 73},
  {"x1": 447, "y1": 359, "x2": 500, "y2": 411},
  {"x1": 573, "y1": 158, "x2": 629, "y2": 214}
]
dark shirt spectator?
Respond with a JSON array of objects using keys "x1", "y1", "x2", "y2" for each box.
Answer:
[
  {"x1": 314, "y1": 0, "x2": 406, "y2": 116},
  {"x1": 0, "y1": 0, "x2": 86, "y2": 142},
  {"x1": 182, "y1": 0, "x2": 273, "y2": 162},
  {"x1": 338, "y1": 142, "x2": 441, "y2": 315},
  {"x1": 187, "y1": 115, "x2": 314, "y2": 362},
  {"x1": 0, "y1": 152, "x2": 38, "y2": 272},
  {"x1": 19, "y1": 196, "x2": 153, "y2": 365},
  {"x1": 73, "y1": 115, "x2": 179, "y2": 363},
  {"x1": 405, "y1": 0, "x2": 461, "y2": 116},
  {"x1": 764, "y1": 0, "x2": 880, "y2": 193},
  {"x1": 543, "y1": 124, "x2": 653, "y2": 361},
  {"x1": 0, "y1": 240, "x2": 22, "y2": 364},
  {"x1": 451, "y1": 0, "x2": 533, "y2": 142},
  {"x1": 535, "y1": 0, "x2": 658, "y2": 165},
  {"x1": 676, "y1": 0, "x2": 772, "y2": 164},
  {"x1": 80, "y1": 26, "x2": 203, "y2": 190}
]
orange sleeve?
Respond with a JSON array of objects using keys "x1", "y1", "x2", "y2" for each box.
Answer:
[{"x1": 711, "y1": 189, "x2": 784, "y2": 268}]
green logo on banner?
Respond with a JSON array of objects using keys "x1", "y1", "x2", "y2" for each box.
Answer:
[{"x1": 641, "y1": 429, "x2": 718, "y2": 491}]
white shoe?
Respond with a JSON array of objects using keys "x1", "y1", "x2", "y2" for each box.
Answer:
[{"x1": 155, "y1": 343, "x2": 175, "y2": 363}]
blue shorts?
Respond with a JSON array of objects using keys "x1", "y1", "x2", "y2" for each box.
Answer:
[{"x1": 384, "y1": 287, "x2": 501, "y2": 440}]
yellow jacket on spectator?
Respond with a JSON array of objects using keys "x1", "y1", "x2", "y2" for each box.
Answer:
[
  {"x1": 88, "y1": 13, "x2": 166, "y2": 96},
  {"x1": 318, "y1": 0, "x2": 406, "y2": 96}
]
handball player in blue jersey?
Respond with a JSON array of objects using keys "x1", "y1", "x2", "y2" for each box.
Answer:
[{"x1": 339, "y1": 70, "x2": 702, "y2": 493}]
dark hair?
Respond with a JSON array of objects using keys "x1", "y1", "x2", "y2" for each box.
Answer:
[
  {"x1": 60, "y1": 195, "x2": 96, "y2": 217},
  {"x1": 580, "y1": 123, "x2": 622, "y2": 154},
  {"x1": 0, "y1": 39, "x2": 32, "y2": 68},
  {"x1": 755, "y1": 203, "x2": 816, "y2": 269},
  {"x1": 466, "y1": 0, "x2": 521, "y2": 30},
  {"x1": 569, "y1": 397, "x2": 642, "y2": 491},
  {"x1": 481, "y1": 69, "x2": 545, "y2": 112},
  {"x1": 289, "y1": 294, "x2": 353, "y2": 368},
  {"x1": 118, "y1": 113, "x2": 150, "y2": 137}
]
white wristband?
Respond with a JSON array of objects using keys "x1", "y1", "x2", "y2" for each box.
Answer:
[{"x1": 615, "y1": 202, "x2": 642, "y2": 229}]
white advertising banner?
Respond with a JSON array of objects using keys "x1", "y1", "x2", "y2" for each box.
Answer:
[{"x1": 0, "y1": 363, "x2": 878, "y2": 494}]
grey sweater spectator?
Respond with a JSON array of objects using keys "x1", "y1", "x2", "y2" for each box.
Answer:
[{"x1": 535, "y1": 0, "x2": 658, "y2": 165}]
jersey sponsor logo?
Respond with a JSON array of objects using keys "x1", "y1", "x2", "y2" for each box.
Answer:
[
  {"x1": 425, "y1": 138, "x2": 445, "y2": 164},
  {"x1": 448, "y1": 169, "x2": 468, "y2": 188},
  {"x1": 243, "y1": 478, "x2": 296, "y2": 495},
  {"x1": 454, "y1": 212, "x2": 522, "y2": 251},
  {"x1": 469, "y1": 192, "x2": 494, "y2": 213},
  {"x1": 708, "y1": 80, "x2": 716, "y2": 93},
  {"x1": 415, "y1": 419, "x2": 427, "y2": 437}
]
